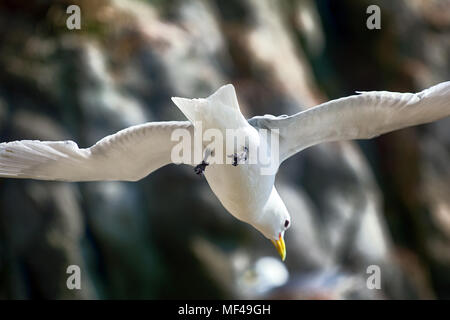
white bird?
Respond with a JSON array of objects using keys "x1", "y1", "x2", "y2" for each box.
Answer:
[{"x1": 1, "y1": 81, "x2": 449, "y2": 261}]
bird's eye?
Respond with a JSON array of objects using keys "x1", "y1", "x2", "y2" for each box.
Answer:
[{"x1": 284, "y1": 220, "x2": 289, "y2": 228}]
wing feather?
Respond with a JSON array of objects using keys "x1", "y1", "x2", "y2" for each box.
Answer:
[
  {"x1": 0, "y1": 121, "x2": 193, "y2": 181},
  {"x1": 249, "y1": 81, "x2": 450, "y2": 162}
]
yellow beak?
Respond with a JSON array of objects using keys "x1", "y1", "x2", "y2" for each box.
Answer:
[{"x1": 271, "y1": 234, "x2": 286, "y2": 261}]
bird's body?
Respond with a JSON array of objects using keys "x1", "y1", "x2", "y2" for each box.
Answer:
[
  {"x1": 204, "y1": 159, "x2": 279, "y2": 227},
  {"x1": 1, "y1": 81, "x2": 449, "y2": 260},
  {"x1": 172, "y1": 86, "x2": 285, "y2": 234}
]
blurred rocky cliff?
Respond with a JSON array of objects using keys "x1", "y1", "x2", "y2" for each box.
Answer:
[{"x1": 0, "y1": 0, "x2": 449, "y2": 299}]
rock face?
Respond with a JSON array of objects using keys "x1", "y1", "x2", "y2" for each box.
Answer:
[{"x1": 0, "y1": 0, "x2": 448, "y2": 299}]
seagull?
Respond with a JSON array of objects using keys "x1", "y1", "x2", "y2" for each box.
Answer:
[{"x1": 1, "y1": 81, "x2": 449, "y2": 261}]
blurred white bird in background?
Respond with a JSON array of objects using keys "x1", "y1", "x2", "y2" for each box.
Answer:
[{"x1": 0, "y1": 81, "x2": 449, "y2": 261}]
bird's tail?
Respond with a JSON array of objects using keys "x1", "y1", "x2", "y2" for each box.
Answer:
[
  {"x1": 170, "y1": 96, "x2": 201, "y2": 123},
  {"x1": 171, "y1": 84, "x2": 242, "y2": 124}
]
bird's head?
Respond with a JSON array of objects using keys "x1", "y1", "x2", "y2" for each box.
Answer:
[{"x1": 252, "y1": 195, "x2": 291, "y2": 261}]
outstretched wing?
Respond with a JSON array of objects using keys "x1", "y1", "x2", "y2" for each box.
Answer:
[
  {"x1": 0, "y1": 121, "x2": 193, "y2": 181},
  {"x1": 249, "y1": 81, "x2": 450, "y2": 162}
]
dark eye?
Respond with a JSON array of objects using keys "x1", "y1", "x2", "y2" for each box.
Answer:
[{"x1": 284, "y1": 220, "x2": 289, "y2": 228}]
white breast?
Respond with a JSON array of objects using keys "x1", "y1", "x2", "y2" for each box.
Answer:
[
  {"x1": 204, "y1": 162, "x2": 276, "y2": 223},
  {"x1": 203, "y1": 125, "x2": 278, "y2": 223}
]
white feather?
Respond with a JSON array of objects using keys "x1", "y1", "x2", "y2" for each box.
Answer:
[
  {"x1": 0, "y1": 121, "x2": 193, "y2": 181},
  {"x1": 250, "y1": 81, "x2": 450, "y2": 162}
]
